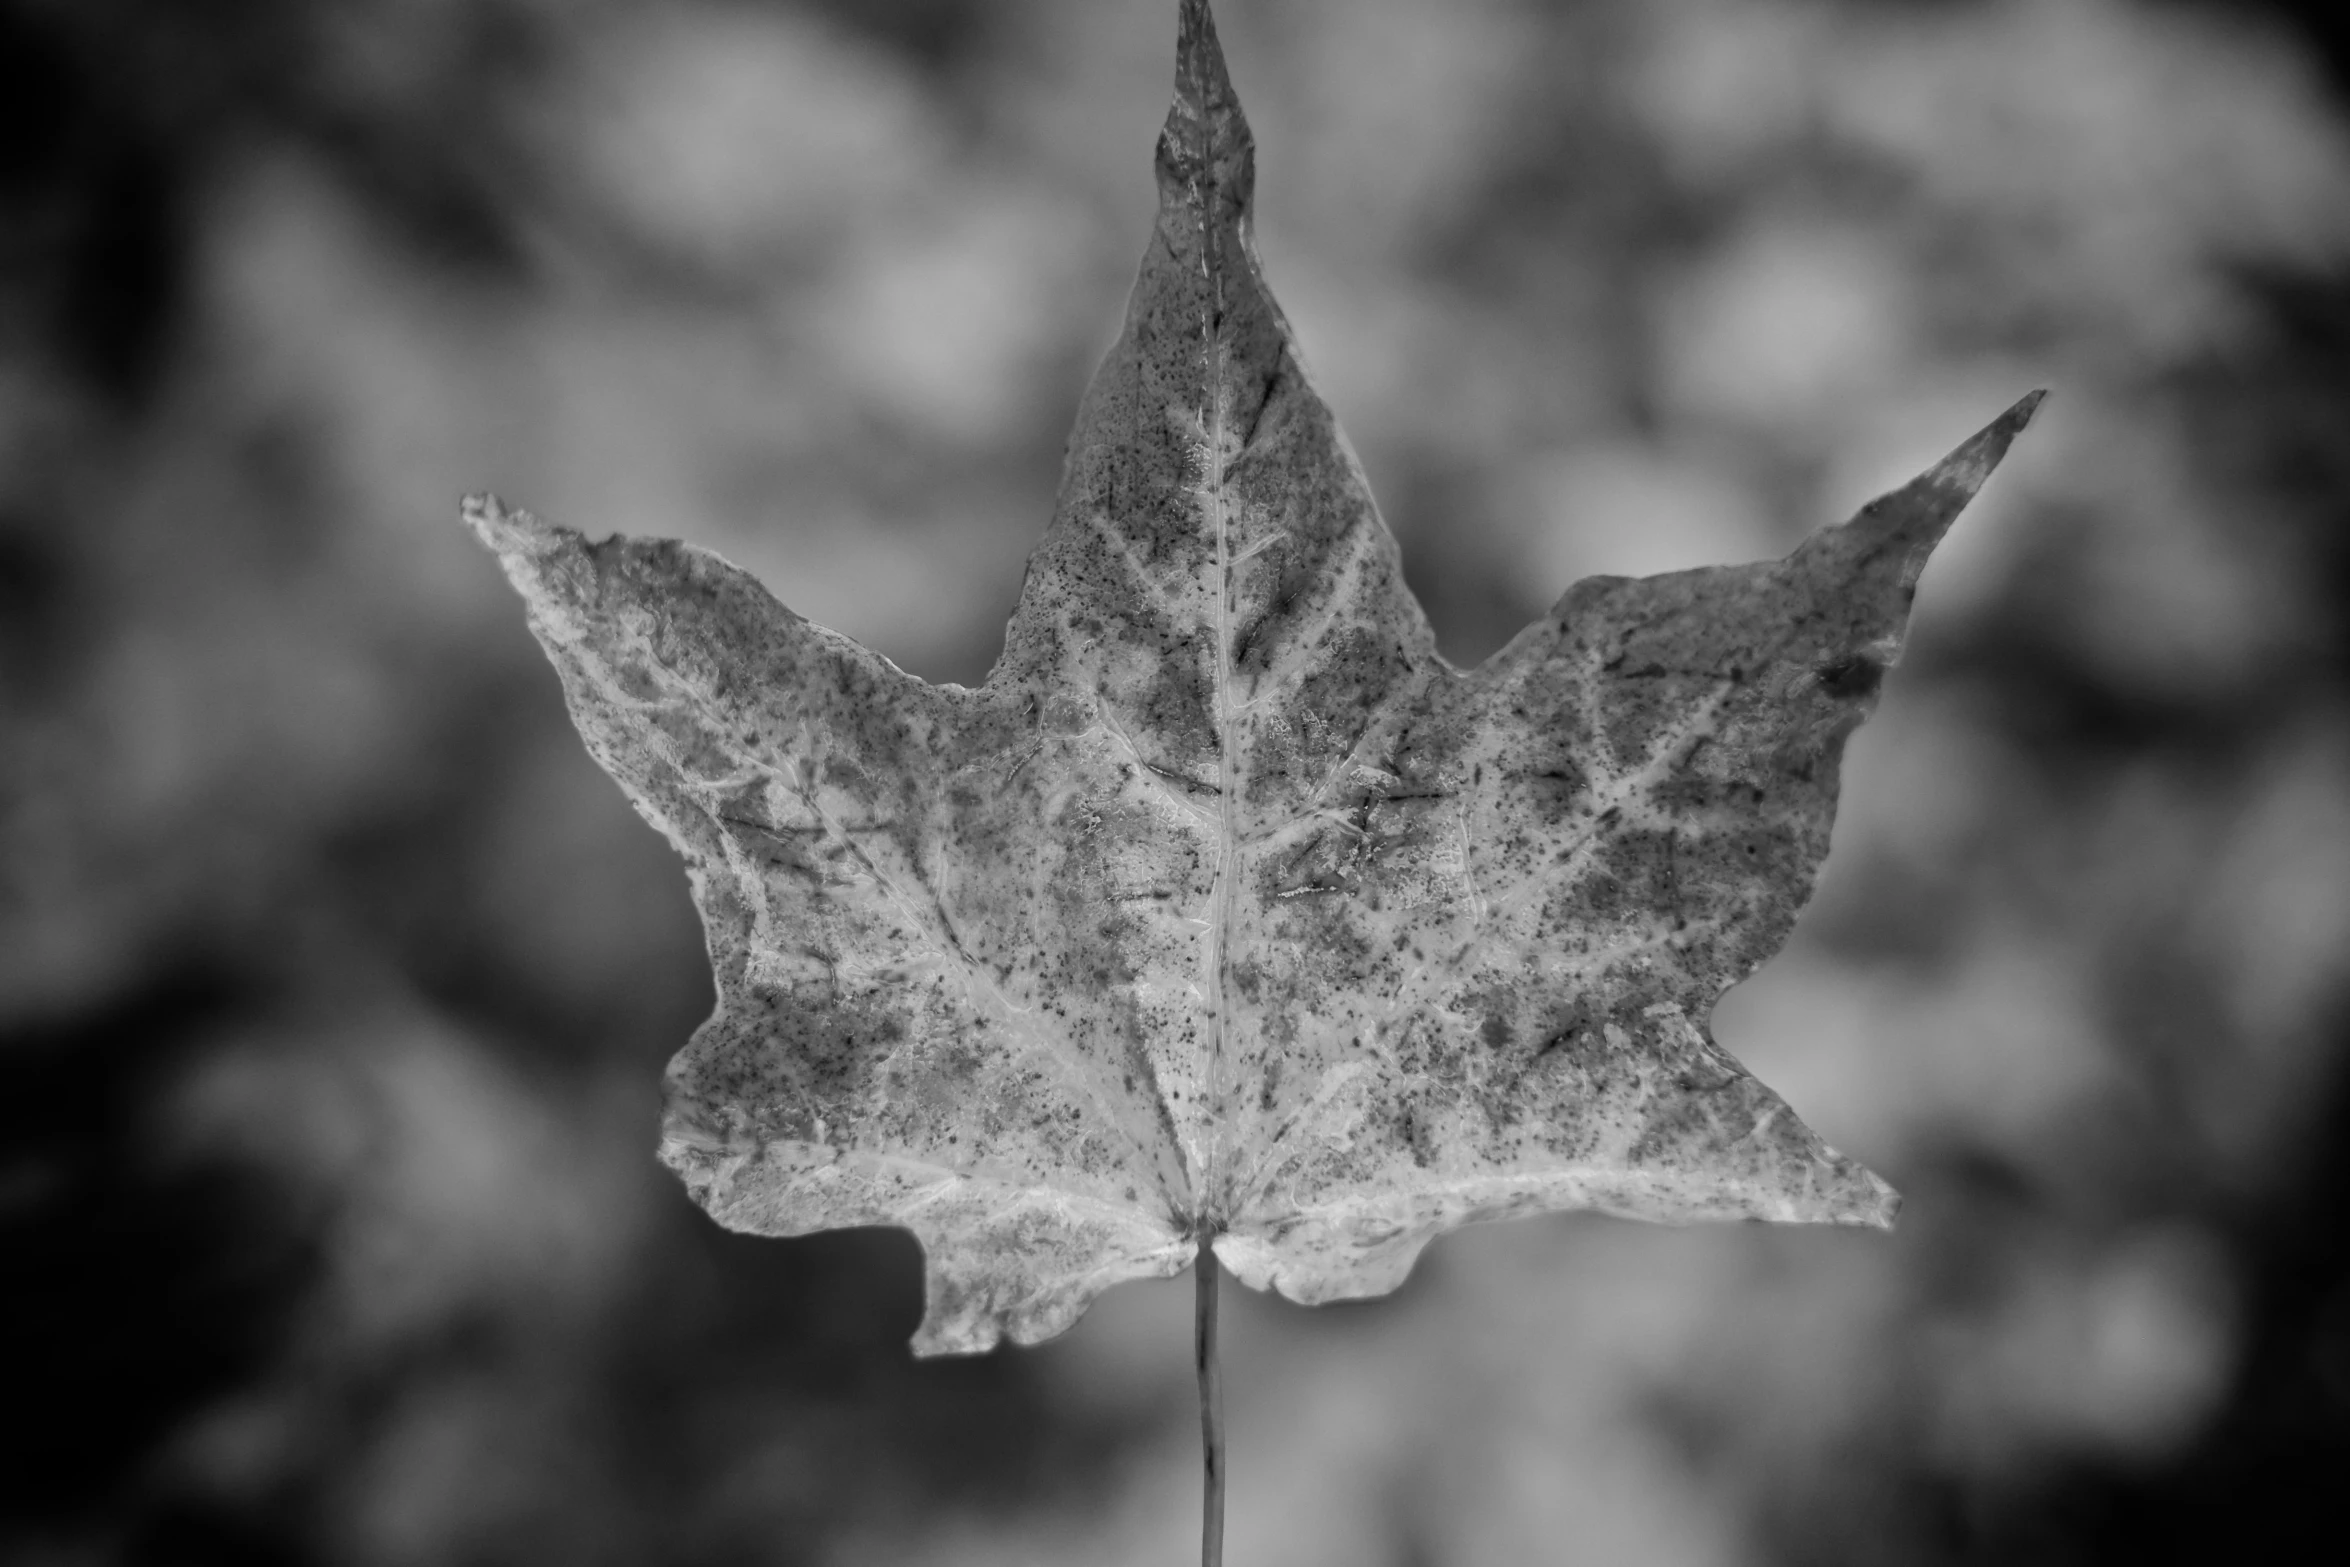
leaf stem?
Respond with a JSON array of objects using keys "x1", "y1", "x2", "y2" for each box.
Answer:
[{"x1": 1196, "y1": 1236, "x2": 1225, "y2": 1567}]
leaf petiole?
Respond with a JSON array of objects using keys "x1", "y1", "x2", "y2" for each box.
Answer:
[{"x1": 1196, "y1": 1236, "x2": 1225, "y2": 1567}]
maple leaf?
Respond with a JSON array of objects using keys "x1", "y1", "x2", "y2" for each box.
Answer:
[{"x1": 464, "y1": 0, "x2": 2038, "y2": 1358}]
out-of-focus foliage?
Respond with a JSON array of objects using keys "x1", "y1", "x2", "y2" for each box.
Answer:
[{"x1": 4, "y1": 1, "x2": 2348, "y2": 1564}]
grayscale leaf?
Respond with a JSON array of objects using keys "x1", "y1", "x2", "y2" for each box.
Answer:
[{"x1": 465, "y1": 0, "x2": 2038, "y2": 1356}]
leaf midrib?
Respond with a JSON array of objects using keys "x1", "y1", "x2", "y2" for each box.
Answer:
[{"x1": 1202, "y1": 107, "x2": 1240, "y2": 1242}]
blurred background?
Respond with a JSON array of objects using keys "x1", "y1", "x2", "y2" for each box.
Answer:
[{"x1": 7, "y1": 0, "x2": 2350, "y2": 1561}]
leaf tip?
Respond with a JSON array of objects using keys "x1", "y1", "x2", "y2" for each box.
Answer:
[
  {"x1": 1983, "y1": 385, "x2": 2049, "y2": 458},
  {"x1": 1791, "y1": 1143, "x2": 1902, "y2": 1232},
  {"x1": 910, "y1": 1314, "x2": 1002, "y2": 1360},
  {"x1": 1175, "y1": 0, "x2": 1235, "y2": 110},
  {"x1": 459, "y1": 489, "x2": 506, "y2": 544},
  {"x1": 1925, "y1": 387, "x2": 2047, "y2": 502},
  {"x1": 1855, "y1": 1168, "x2": 1902, "y2": 1231},
  {"x1": 1158, "y1": 0, "x2": 1254, "y2": 212},
  {"x1": 461, "y1": 490, "x2": 556, "y2": 560},
  {"x1": 1815, "y1": 389, "x2": 2046, "y2": 582}
]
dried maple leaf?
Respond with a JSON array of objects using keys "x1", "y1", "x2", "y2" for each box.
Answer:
[{"x1": 465, "y1": 0, "x2": 2037, "y2": 1359}]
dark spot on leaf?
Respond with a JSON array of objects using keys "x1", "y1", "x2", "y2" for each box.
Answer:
[{"x1": 1816, "y1": 652, "x2": 1884, "y2": 699}]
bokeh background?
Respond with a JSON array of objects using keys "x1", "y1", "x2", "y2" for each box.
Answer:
[{"x1": 8, "y1": 0, "x2": 2350, "y2": 1562}]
